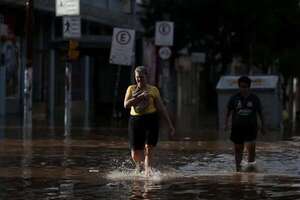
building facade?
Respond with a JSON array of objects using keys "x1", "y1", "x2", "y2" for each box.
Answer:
[{"x1": 0, "y1": 0, "x2": 143, "y2": 127}]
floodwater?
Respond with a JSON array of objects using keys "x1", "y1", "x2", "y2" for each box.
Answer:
[{"x1": 0, "y1": 127, "x2": 300, "y2": 200}]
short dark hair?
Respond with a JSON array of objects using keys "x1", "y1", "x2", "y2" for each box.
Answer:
[{"x1": 238, "y1": 76, "x2": 251, "y2": 87}]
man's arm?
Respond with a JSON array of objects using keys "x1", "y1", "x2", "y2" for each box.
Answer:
[
  {"x1": 225, "y1": 96, "x2": 234, "y2": 131},
  {"x1": 257, "y1": 109, "x2": 266, "y2": 135},
  {"x1": 224, "y1": 108, "x2": 232, "y2": 131}
]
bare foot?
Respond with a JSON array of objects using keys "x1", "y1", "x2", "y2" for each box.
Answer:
[
  {"x1": 134, "y1": 162, "x2": 143, "y2": 174},
  {"x1": 145, "y1": 167, "x2": 153, "y2": 177}
]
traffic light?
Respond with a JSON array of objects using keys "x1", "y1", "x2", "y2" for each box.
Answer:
[{"x1": 68, "y1": 40, "x2": 79, "y2": 61}]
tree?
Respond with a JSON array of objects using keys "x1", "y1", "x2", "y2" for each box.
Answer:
[{"x1": 141, "y1": 0, "x2": 300, "y2": 77}]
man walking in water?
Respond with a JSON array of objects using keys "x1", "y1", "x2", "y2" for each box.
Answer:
[{"x1": 225, "y1": 76, "x2": 266, "y2": 172}]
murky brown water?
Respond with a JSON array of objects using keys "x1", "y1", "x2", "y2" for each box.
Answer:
[{"x1": 0, "y1": 128, "x2": 299, "y2": 200}]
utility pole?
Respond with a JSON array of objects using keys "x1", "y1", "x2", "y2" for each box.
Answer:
[
  {"x1": 65, "y1": 39, "x2": 79, "y2": 135},
  {"x1": 55, "y1": 0, "x2": 81, "y2": 135},
  {"x1": 24, "y1": 0, "x2": 33, "y2": 128},
  {"x1": 64, "y1": 58, "x2": 72, "y2": 135}
]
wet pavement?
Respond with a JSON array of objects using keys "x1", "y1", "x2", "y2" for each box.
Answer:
[{"x1": 0, "y1": 125, "x2": 300, "y2": 199}]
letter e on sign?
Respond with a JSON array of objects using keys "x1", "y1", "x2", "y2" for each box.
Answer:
[
  {"x1": 116, "y1": 31, "x2": 131, "y2": 45},
  {"x1": 109, "y1": 28, "x2": 135, "y2": 66}
]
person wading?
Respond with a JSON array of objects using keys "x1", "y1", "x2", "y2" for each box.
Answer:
[
  {"x1": 124, "y1": 66, "x2": 175, "y2": 176},
  {"x1": 225, "y1": 76, "x2": 266, "y2": 172}
]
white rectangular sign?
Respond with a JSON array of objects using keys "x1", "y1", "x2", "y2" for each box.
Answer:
[
  {"x1": 63, "y1": 16, "x2": 81, "y2": 38},
  {"x1": 155, "y1": 21, "x2": 174, "y2": 46},
  {"x1": 109, "y1": 28, "x2": 135, "y2": 66},
  {"x1": 56, "y1": 0, "x2": 80, "y2": 16}
]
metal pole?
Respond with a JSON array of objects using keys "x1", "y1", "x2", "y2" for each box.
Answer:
[
  {"x1": 49, "y1": 18, "x2": 55, "y2": 128},
  {"x1": 0, "y1": 67, "x2": 5, "y2": 117},
  {"x1": 112, "y1": 65, "x2": 121, "y2": 121},
  {"x1": 161, "y1": 59, "x2": 170, "y2": 105},
  {"x1": 0, "y1": 67, "x2": 6, "y2": 139},
  {"x1": 24, "y1": 0, "x2": 33, "y2": 128},
  {"x1": 292, "y1": 77, "x2": 298, "y2": 133},
  {"x1": 64, "y1": 61, "x2": 72, "y2": 136},
  {"x1": 84, "y1": 56, "x2": 90, "y2": 129},
  {"x1": 22, "y1": 122, "x2": 32, "y2": 179}
]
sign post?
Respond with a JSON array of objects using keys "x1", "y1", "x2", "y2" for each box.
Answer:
[
  {"x1": 64, "y1": 61, "x2": 72, "y2": 135},
  {"x1": 155, "y1": 21, "x2": 174, "y2": 112},
  {"x1": 24, "y1": 0, "x2": 34, "y2": 128},
  {"x1": 55, "y1": 0, "x2": 80, "y2": 135}
]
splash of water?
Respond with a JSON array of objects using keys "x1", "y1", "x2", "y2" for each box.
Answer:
[
  {"x1": 106, "y1": 167, "x2": 169, "y2": 181},
  {"x1": 106, "y1": 158, "x2": 181, "y2": 181}
]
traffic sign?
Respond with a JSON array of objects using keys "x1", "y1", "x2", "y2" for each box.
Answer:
[
  {"x1": 155, "y1": 21, "x2": 174, "y2": 46},
  {"x1": 63, "y1": 16, "x2": 81, "y2": 38},
  {"x1": 109, "y1": 27, "x2": 135, "y2": 66},
  {"x1": 159, "y1": 47, "x2": 172, "y2": 60},
  {"x1": 56, "y1": 0, "x2": 80, "y2": 16}
]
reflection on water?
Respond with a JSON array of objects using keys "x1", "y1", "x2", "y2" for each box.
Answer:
[{"x1": 0, "y1": 129, "x2": 299, "y2": 199}]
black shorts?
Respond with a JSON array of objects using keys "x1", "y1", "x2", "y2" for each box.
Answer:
[
  {"x1": 230, "y1": 125, "x2": 258, "y2": 144},
  {"x1": 128, "y1": 112, "x2": 159, "y2": 150}
]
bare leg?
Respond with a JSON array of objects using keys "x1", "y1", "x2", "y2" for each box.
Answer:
[
  {"x1": 144, "y1": 144, "x2": 154, "y2": 176},
  {"x1": 131, "y1": 150, "x2": 144, "y2": 172},
  {"x1": 234, "y1": 144, "x2": 244, "y2": 172},
  {"x1": 246, "y1": 142, "x2": 256, "y2": 163}
]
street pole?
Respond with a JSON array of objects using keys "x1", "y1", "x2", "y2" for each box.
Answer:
[
  {"x1": 22, "y1": 0, "x2": 33, "y2": 172},
  {"x1": 64, "y1": 39, "x2": 79, "y2": 135},
  {"x1": 64, "y1": 60, "x2": 72, "y2": 136},
  {"x1": 24, "y1": 0, "x2": 33, "y2": 128},
  {"x1": 49, "y1": 18, "x2": 56, "y2": 128},
  {"x1": 0, "y1": 66, "x2": 6, "y2": 139},
  {"x1": 160, "y1": 58, "x2": 170, "y2": 106},
  {"x1": 84, "y1": 56, "x2": 90, "y2": 130},
  {"x1": 158, "y1": 46, "x2": 173, "y2": 111},
  {"x1": 112, "y1": 65, "x2": 122, "y2": 125}
]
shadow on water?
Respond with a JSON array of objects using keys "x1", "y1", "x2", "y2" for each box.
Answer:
[{"x1": 0, "y1": 123, "x2": 299, "y2": 199}]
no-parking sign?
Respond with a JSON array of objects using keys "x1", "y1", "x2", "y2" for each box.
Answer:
[
  {"x1": 155, "y1": 21, "x2": 174, "y2": 46},
  {"x1": 109, "y1": 28, "x2": 135, "y2": 66}
]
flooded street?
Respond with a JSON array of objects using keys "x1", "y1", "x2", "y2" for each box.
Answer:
[{"x1": 0, "y1": 128, "x2": 299, "y2": 200}]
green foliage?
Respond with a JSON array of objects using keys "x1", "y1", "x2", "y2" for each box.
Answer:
[
  {"x1": 279, "y1": 48, "x2": 300, "y2": 77},
  {"x1": 141, "y1": 0, "x2": 300, "y2": 77}
]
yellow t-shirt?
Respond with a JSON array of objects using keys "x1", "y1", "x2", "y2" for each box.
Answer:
[{"x1": 126, "y1": 84, "x2": 160, "y2": 116}]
